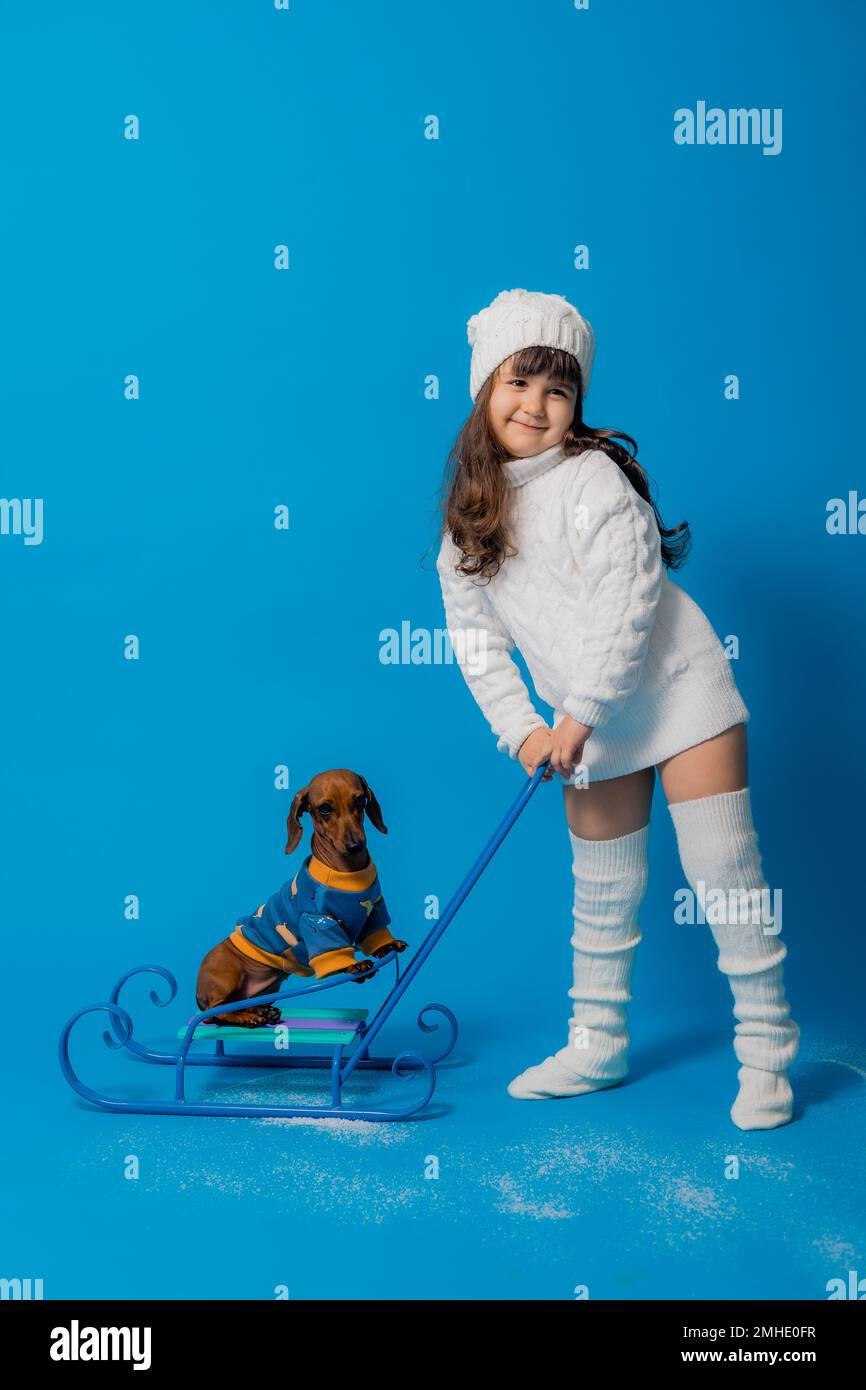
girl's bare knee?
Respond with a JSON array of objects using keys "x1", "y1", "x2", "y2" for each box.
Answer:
[
  {"x1": 563, "y1": 767, "x2": 655, "y2": 840},
  {"x1": 657, "y1": 723, "x2": 748, "y2": 805}
]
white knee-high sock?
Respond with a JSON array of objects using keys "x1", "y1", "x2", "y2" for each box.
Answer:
[
  {"x1": 508, "y1": 823, "x2": 649, "y2": 1100},
  {"x1": 558, "y1": 823, "x2": 649, "y2": 1079},
  {"x1": 667, "y1": 786, "x2": 800, "y2": 1130}
]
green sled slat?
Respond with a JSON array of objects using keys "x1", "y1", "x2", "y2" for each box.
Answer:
[
  {"x1": 267, "y1": 1007, "x2": 368, "y2": 1021},
  {"x1": 178, "y1": 1024, "x2": 361, "y2": 1046},
  {"x1": 177, "y1": 1006, "x2": 369, "y2": 1045}
]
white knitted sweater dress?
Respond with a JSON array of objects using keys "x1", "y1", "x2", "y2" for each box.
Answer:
[{"x1": 436, "y1": 441, "x2": 749, "y2": 781}]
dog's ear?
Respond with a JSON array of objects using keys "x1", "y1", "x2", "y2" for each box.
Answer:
[
  {"x1": 285, "y1": 784, "x2": 311, "y2": 855},
  {"x1": 358, "y1": 775, "x2": 387, "y2": 834}
]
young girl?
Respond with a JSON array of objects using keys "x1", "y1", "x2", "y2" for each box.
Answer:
[{"x1": 435, "y1": 288, "x2": 800, "y2": 1131}]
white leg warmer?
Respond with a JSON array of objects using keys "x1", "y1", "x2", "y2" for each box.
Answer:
[
  {"x1": 507, "y1": 823, "x2": 649, "y2": 1100},
  {"x1": 667, "y1": 786, "x2": 800, "y2": 1130}
]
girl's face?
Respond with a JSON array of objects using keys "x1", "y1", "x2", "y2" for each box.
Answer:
[{"x1": 487, "y1": 355, "x2": 578, "y2": 457}]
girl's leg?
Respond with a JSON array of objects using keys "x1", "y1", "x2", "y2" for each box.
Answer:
[
  {"x1": 508, "y1": 767, "x2": 654, "y2": 1100},
  {"x1": 658, "y1": 724, "x2": 800, "y2": 1130}
]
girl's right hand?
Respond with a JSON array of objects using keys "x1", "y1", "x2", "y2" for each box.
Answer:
[{"x1": 517, "y1": 726, "x2": 554, "y2": 780}]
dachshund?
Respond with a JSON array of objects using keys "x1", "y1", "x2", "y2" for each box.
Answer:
[{"x1": 195, "y1": 769, "x2": 408, "y2": 1026}]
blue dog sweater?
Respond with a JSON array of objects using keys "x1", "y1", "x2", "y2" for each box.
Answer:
[{"x1": 230, "y1": 853, "x2": 396, "y2": 979}]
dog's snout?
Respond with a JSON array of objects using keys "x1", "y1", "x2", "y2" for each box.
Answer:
[{"x1": 344, "y1": 838, "x2": 365, "y2": 854}]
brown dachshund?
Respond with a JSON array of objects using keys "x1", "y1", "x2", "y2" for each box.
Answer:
[{"x1": 195, "y1": 769, "x2": 408, "y2": 1026}]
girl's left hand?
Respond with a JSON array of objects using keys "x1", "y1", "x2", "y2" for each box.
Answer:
[{"x1": 549, "y1": 715, "x2": 594, "y2": 781}]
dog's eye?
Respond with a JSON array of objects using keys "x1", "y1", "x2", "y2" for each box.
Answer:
[{"x1": 318, "y1": 804, "x2": 332, "y2": 818}]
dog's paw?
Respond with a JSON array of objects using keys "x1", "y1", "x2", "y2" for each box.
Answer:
[
  {"x1": 217, "y1": 1008, "x2": 274, "y2": 1028},
  {"x1": 371, "y1": 940, "x2": 408, "y2": 958},
  {"x1": 262, "y1": 1005, "x2": 282, "y2": 1025},
  {"x1": 346, "y1": 960, "x2": 375, "y2": 983}
]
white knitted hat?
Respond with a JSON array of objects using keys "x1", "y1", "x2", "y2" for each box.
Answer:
[{"x1": 467, "y1": 288, "x2": 596, "y2": 403}]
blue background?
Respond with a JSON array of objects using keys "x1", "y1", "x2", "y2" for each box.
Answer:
[{"x1": 1, "y1": 0, "x2": 863, "y2": 1301}]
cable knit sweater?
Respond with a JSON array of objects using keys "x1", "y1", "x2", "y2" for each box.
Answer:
[{"x1": 436, "y1": 441, "x2": 749, "y2": 781}]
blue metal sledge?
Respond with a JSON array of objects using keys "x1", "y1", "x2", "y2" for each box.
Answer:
[{"x1": 59, "y1": 758, "x2": 551, "y2": 1122}]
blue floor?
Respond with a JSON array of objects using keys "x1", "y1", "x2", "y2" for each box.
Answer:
[{"x1": 7, "y1": 971, "x2": 863, "y2": 1301}]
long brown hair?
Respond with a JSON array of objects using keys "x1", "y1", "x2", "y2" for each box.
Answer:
[{"x1": 435, "y1": 345, "x2": 690, "y2": 582}]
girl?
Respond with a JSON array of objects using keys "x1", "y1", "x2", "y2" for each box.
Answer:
[{"x1": 435, "y1": 288, "x2": 800, "y2": 1131}]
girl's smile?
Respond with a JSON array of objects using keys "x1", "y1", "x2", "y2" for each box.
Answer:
[{"x1": 488, "y1": 354, "x2": 577, "y2": 456}]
